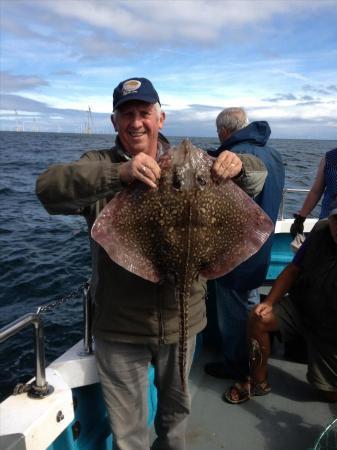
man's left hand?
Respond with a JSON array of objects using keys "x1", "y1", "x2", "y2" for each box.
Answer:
[{"x1": 211, "y1": 150, "x2": 242, "y2": 182}]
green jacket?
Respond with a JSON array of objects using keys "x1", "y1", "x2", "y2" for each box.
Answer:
[{"x1": 36, "y1": 135, "x2": 267, "y2": 344}]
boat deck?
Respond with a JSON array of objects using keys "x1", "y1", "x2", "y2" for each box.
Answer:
[{"x1": 185, "y1": 341, "x2": 337, "y2": 450}]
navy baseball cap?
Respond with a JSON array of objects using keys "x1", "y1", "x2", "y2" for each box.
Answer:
[
  {"x1": 329, "y1": 196, "x2": 337, "y2": 217},
  {"x1": 113, "y1": 77, "x2": 160, "y2": 111}
]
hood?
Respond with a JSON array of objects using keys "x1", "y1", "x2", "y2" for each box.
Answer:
[{"x1": 211, "y1": 121, "x2": 271, "y2": 156}]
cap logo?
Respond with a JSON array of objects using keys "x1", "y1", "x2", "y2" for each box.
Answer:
[{"x1": 122, "y1": 79, "x2": 141, "y2": 96}]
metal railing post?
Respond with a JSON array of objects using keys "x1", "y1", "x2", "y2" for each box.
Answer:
[
  {"x1": 280, "y1": 189, "x2": 285, "y2": 220},
  {"x1": 33, "y1": 308, "x2": 47, "y2": 390},
  {"x1": 0, "y1": 309, "x2": 53, "y2": 398},
  {"x1": 83, "y1": 281, "x2": 93, "y2": 354},
  {"x1": 279, "y1": 188, "x2": 310, "y2": 220}
]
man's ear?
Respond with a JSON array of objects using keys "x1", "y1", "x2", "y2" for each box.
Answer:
[
  {"x1": 111, "y1": 114, "x2": 118, "y2": 132},
  {"x1": 159, "y1": 111, "x2": 166, "y2": 130}
]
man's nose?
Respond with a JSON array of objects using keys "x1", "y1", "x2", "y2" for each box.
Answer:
[{"x1": 130, "y1": 113, "x2": 142, "y2": 127}]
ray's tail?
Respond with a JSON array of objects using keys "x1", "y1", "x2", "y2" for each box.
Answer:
[{"x1": 177, "y1": 287, "x2": 189, "y2": 392}]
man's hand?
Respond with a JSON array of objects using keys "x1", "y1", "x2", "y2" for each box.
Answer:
[
  {"x1": 118, "y1": 152, "x2": 161, "y2": 189},
  {"x1": 290, "y1": 214, "x2": 306, "y2": 237},
  {"x1": 253, "y1": 303, "x2": 273, "y2": 320},
  {"x1": 211, "y1": 150, "x2": 243, "y2": 182}
]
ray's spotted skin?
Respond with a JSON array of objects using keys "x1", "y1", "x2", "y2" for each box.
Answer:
[{"x1": 91, "y1": 140, "x2": 273, "y2": 388}]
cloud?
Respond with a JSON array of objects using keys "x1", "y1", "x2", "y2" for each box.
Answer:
[
  {"x1": 187, "y1": 104, "x2": 224, "y2": 112},
  {"x1": 271, "y1": 70, "x2": 310, "y2": 83},
  {"x1": 52, "y1": 70, "x2": 77, "y2": 76},
  {"x1": 162, "y1": 100, "x2": 337, "y2": 139},
  {"x1": 1, "y1": 1, "x2": 336, "y2": 139},
  {"x1": 78, "y1": 34, "x2": 134, "y2": 59},
  {"x1": 1, "y1": 15, "x2": 46, "y2": 41},
  {"x1": 263, "y1": 93, "x2": 297, "y2": 102},
  {"x1": 302, "y1": 84, "x2": 332, "y2": 96},
  {"x1": 0, "y1": 93, "x2": 112, "y2": 133},
  {"x1": 43, "y1": 0, "x2": 337, "y2": 43},
  {"x1": 0, "y1": 72, "x2": 49, "y2": 93},
  {"x1": 1, "y1": 93, "x2": 336, "y2": 139},
  {"x1": 0, "y1": 94, "x2": 50, "y2": 112},
  {"x1": 300, "y1": 95, "x2": 314, "y2": 101},
  {"x1": 263, "y1": 83, "x2": 337, "y2": 105},
  {"x1": 6, "y1": 0, "x2": 336, "y2": 49}
]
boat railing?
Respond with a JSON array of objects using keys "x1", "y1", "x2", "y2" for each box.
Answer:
[
  {"x1": 0, "y1": 281, "x2": 92, "y2": 399},
  {"x1": 83, "y1": 280, "x2": 93, "y2": 355},
  {"x1": 279, "y1": 187, "x2": 310, "y2": 220},
  {"x1": 0, "y1": 308, "x2": 54, "y2": 398}
]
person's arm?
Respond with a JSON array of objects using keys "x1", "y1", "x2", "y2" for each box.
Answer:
[
  {"x1": 36, "y1": 151, "x2": 124, "y2": 215},
  {"x1": 263, "y1": 263, "x2": 300, "y2": 306},
  {"x1": 298, "y1": 156, "x2": 326, "y2": 217},
  {"x1": 235, "y1": 154, "x2": 267, "y2": 197},
  {"x1": 291, "y1": 156, "x2": 326, "y2": 236},
  {"x1": 253, "y1": 235, "x2": 308, "y2": 319},
  {"x1": 253, "y1": 263, "x2": 300, "y2": 318},
  {"x1": 37, "y1": 148, "x2": 163, "y2": 215}
]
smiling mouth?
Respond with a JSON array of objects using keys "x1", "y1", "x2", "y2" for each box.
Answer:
[{"x1": 130, "y1": 132, "x2": 145, "y2": 137}]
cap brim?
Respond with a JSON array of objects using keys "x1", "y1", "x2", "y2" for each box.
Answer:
[{"x1": 113, "y1": 94, "x2": 159, "y2": 110}]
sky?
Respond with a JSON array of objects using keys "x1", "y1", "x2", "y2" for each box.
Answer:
[{"x1": 1, "y1": 0, "x2": 337, "y2": 139}]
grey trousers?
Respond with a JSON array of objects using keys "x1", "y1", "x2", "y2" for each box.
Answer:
[{"x1": 94, "y1": 337, "x2": 196, "y2": 450}]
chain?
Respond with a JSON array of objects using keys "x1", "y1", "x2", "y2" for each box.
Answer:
[
  {"x1": 39, "y1": 283, "x2": 86, "y2": 313},
  {"x1": 13, "y1": 382, "x2": 32, "y2": 395},
  {"x1": 10, "y1": 282, "x2": 89, "y2": 397}
]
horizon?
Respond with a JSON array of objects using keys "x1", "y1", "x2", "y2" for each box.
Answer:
[
  {"x1": 1, "y1": 129, "x2": 336, "y2": 143},
  {"x1": 1, "y1": 1, "x2": 336, "y2": 139}
]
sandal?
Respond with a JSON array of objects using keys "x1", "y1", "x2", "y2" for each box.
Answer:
[
  {"x1": 223, "y1": 382, "x2": 250, "y2": 404},
  {"x1": 223, "y1": 380, "x2": 271, "y2": 404},
  {"x1": 252, "y1": 380, "x2": 271, "y2": 397}
]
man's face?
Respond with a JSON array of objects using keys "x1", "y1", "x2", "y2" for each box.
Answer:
[
  {"x1": 328, "y1": 214, "x2": 337, "y2": 244},
  {"x1": 112, "y1": 101, "x2": 165, "y2": 158}
]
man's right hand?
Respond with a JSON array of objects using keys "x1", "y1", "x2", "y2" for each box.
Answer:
[
  {"x1": 118, "y1": 152, "x2": 161, "y2": 189},
  {"x1": 290, "y1": 214, "x2": 306, "y2": 237},
  {"x1": 211, "y1": 150, "x2": 243, "y2": 182}
]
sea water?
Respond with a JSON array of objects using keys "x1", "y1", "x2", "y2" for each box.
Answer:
[{"x1": 0, "y1": 131, "x2": 336, "y2": 400}]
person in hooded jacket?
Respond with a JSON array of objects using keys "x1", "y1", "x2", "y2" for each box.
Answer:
[{"x1": 204, "y1": 107, "x2": 285, "y2": 388}]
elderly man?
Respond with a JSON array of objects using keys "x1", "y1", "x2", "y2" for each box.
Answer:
[
  {"x1": 36, "y1": 80, "x2": 267, "y2": 450},
  {"x1": 205, "y1": 107, "x2": 285, "y2": 386},
  {"x1": 225, "y1": 196, "x2": 337, "y2": 404}
]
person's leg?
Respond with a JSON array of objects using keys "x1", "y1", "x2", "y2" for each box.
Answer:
[
  {"x1": 151, "y1": 336, "x2": 196, "y2": 450},
  {"x1": 205, "y1": 286, "x2": 261, "y2": 379},
  {"x1": 224, "y1": 307, "x2": 278, "y2": 403},
  {"x1": 320, "y1": 391, "x2": 337, "y2": 402},
  {"x1": 248, "y1": 309, "x2": 279, "y2": 384},
  {"x1": 225, "y1": 296, "x2": 312, "y2": 404},
  {"x1": 203, "y1": 280, "x2": 222, "y2": 348},
  {"x1": 94, "y1": 339, "x2": 151, "y2": 450},
  {"x1": 216, "y1": 285, "x2": 252, "y2": 378},
  {"x1": 305, "y1": 335, "x2": 337, "y2": 403}
]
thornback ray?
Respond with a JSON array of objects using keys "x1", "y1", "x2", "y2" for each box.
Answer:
[{"x1": 91, "y1": 139, "x2": 274, "y2": 389}]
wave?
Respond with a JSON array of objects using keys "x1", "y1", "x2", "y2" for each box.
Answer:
[{"x1": 0, "y1": 186, "x2": 15, "y2": 195}]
